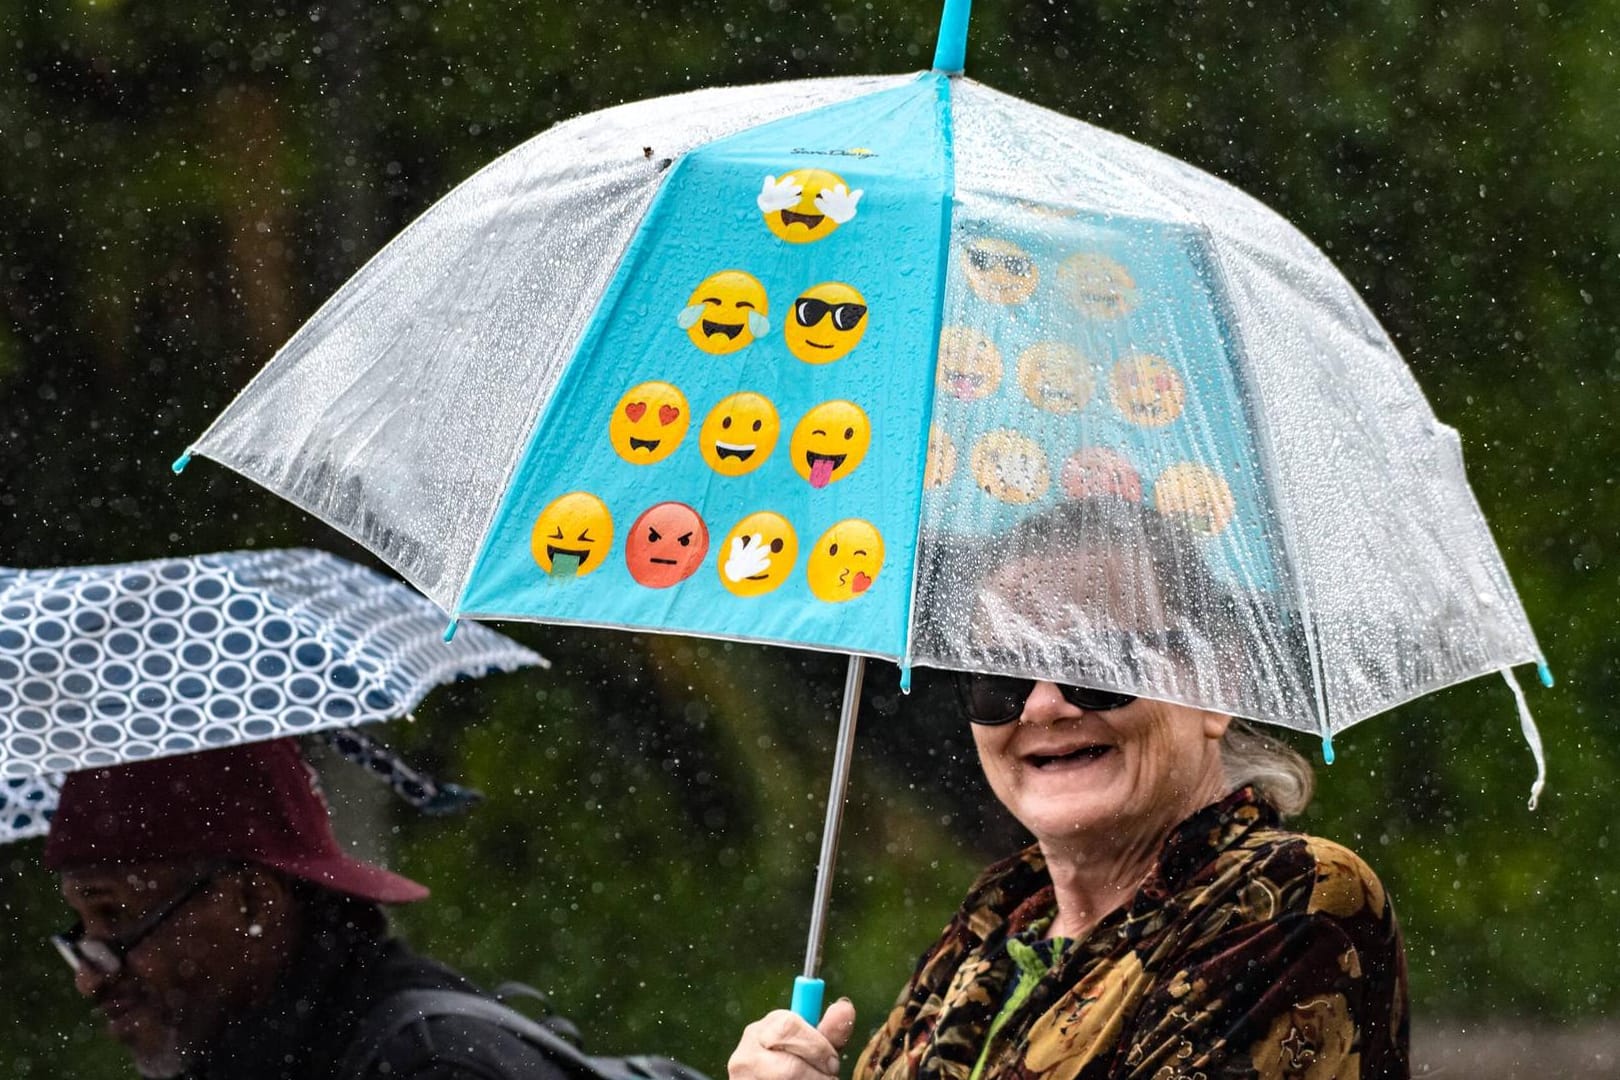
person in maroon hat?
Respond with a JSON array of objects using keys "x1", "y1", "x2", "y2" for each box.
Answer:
[{"x1": 45, "y1": 738, "x2": 572, "y2": 1080}]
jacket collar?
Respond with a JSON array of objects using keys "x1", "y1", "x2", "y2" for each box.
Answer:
[{"x1": 955, "y1": 786, "x2": 1277, "y2": 946}]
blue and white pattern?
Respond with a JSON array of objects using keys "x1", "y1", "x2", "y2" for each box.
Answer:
[
  {"x1": 0, "y1": 548, "x2": 544, "y2": 791},
  {"x1": 2, "y1": 773, "x2": 60, "y2": 843}
]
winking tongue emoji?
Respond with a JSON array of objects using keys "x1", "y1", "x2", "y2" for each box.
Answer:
[{"x1": 790, "y1": 400, "x2": 871, "y2": 490}]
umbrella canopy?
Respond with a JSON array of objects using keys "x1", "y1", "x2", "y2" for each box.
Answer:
[
  {"x1": 174, "y1": 0, "x2": 1547, "y2": 1018},
  {"x1": 176, "y1": 50, "x2": 1543, "y2": 749},
  {"x1": 0, "y1": 548, "x2": 544, "y2": 841}
]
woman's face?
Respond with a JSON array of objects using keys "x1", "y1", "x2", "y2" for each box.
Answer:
[{"x1": 970, "y1": 681, "x2": 1231, "y2": 854}]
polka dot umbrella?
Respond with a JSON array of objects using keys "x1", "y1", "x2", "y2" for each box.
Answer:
[{"x1": 0, "y1": 548, "x2": 545, "y2": 843}]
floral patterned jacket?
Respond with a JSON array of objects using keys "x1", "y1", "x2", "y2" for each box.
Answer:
[{"x1": 853, "y1": 787, "x2": 1408, "y2": 1080}]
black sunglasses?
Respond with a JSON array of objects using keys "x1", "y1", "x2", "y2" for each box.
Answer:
[
  {"x1": 53, "y1": 870, "x2": 221, "y2": 977},
  {"x1": 966, "y1": 247, "x2": 1034, "y2": 277},
  {"x1": 794, "y1": 297, "x2": 867, "y2": 331},
  {"x1": 953, "y1": 670, "x2": 1138, "y2": 725}
]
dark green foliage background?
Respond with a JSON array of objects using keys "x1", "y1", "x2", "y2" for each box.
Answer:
[{"x1": 1, "y1": 2, "x2": 1615, "y2": 1075}]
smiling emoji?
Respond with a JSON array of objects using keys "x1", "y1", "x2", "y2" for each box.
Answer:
[
  {"x1": 609, "y1": 381, "x2": 690, "y2": 464},
  {"x1": 1154, "y1": 462, "x2": 1236, "y2": 535},
  {"x1": 719, "y1": 511, "x2": 799, "y2": 597},
  {"x1": 969, "y1": 430, "x2": 1050, "y2": 504},
  {"x1": 624, "y1": 502, "x2": 709, "y2": 588},
  {"x1": 756, "y1": 168, "x2": 862, "y2": 244},
  {"x1": 1058, "y1": 252, "x2": 1138, "y2": 319},
  {"x1": 784, "y1": 282, "x2": 868, "y2": 364},
  {"x1": 699, "y1": 392, "x2": 781, "y2": 477},
  {"x1": 1016, "y1": 342, "x2": 1094, "y2": 414},
  {"x1": 1108, "y1": 353, "x2": 1185, "y2": 427},
  {"x1": 936, "y1": 326, "x2": 1002, "y2": 401},
  {"x1": 530, "y1": 492, "x2": 613, "y2": 578},
  {"x1": 960, "y1": 237, "x2": 1039, "y2": 305},
  {"x1": 677, "y1": 270, "x2": 770, "y2": 355},
  {"x1": 806, "y1": 520, "x2": 885, "y2": 603},
  {"x1": 790, "y1": 400, "x2": 871, "y2": 489}
]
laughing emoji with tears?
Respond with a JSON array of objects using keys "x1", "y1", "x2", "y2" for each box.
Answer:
[{"x1": 678, "y1": 270, "x2": 770, "y2": 355}]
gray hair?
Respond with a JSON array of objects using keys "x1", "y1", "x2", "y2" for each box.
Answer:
[{"x1": 1220, "y1": 719, "x2": 1314, "y2": 818}]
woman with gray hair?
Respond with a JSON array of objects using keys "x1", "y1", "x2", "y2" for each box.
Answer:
[{"x1": 730, "y1": 498, "x2": 1407, "y2": 1080}]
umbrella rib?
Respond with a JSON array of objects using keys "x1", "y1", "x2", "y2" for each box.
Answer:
[{"x1": 1189, "y1": 231, "x2": 1336, "y2": 755}]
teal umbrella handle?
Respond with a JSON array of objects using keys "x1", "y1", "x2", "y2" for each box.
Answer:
[{"x1": 791, "y1": 976, "x2": 825, "y2": 1024}]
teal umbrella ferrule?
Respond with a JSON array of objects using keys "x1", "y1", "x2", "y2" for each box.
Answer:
[
  {"x1": 932, "y1": 0, "x2": 973, "y2": 74},
  {"x1": 1537, "y1": 662, "x2": 1554, "y2": 688},
  {"x1": 443, "y1": 618, "x2": 459, "y2": 642},
  {"x1": 172, "y1": 451, "x2": 193, "y2": 475},
  {"x1": 1320, "y1": 734, "x2": 1335, "y2": 765}
]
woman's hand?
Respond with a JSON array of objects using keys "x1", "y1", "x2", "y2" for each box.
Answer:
[{"x1": 728, "y1": 1000, "x2": 857, "y2": 1080}]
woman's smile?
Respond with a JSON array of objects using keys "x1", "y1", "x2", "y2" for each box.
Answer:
[{"x1": 1021, "y1": 740, "x2": 1115, "y2": 772}]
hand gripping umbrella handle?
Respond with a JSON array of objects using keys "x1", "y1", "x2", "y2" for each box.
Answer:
[{"x1": 790, "y1": 655, "x2": 866, "y2": 1023}]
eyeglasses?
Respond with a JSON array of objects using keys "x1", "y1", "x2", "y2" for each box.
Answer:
[
  {"x1": 953, "y1": 671, "x2": 1138, "y2": 726},
  {"x1": 52, "y1": 871, "x2": 221, "y2": 977},
  {"x1": 793, "y1": 297, "x2": 867, "y2": 331}
]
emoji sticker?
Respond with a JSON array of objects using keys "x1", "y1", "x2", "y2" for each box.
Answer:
[
  {"x1": 1061, "y1": 447, "x2": 1143, "y2": 502},
  {"x1": 756, "y1": 168, "x2": 863, "y2": 243},
  {"x1": 924, "y1": 424, "x2": 957, "y2": 490},
  {"x1": 699, "y1": 392, "x2": 781, "y2": 477},
  {"x1": 677, "y1": 271, "x2": 770, "y2": 355},
  {"x1": 1058, "y1": 252, "x2": 1138, "y2": 320},
  {"x1": 785, "y1": 282, "x2": 868, "y2": 364},
  {"x1": 1016, "y1": 342, "x2": 1094, "y2": 414},
  {"x1": 806, "y1": 520, "x2": 885, "y2": 603},
  {"x1": 531, "y1": 492, "x2": 613, "y2": 578},
  {"x1": 970, "y1": 430, "x2": 1050, "y2": 504},
  {"x1": 936, "y1": 327, "x2": 1002, "y2": 401},
  {"x1": 1108, "y1": 353, "x2": 1185, "y2": 427},
  {"x1": 790, "y1": 401, "x2": 872, "y2": 489},
  {"x1": 610, "y1": 381, "x2": 690, "y2": 464},
  {"x1": 624, "y1": 502, "x2": 709, "y2": 588},
  {"x1": 719, "y1": 512, "x2": 799, "y2": 597},
  {"x1": 960, "y1": 237, "x2": 1039, "y2": 305},
  {"x1": 1154, "y1": 463, "x2": 1236, "y2": 535}
]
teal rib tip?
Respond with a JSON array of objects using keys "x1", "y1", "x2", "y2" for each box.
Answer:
[
  {"x1": 171, "y1": 452, "x2": 192, "y2": 475},
  {"x1": 932, "y1": 0, "x2": 973, "y2": 74},
  {"x1": 898, "y1": 664, "x2": 913, "y2": 694},
  {"x1": 442, "y1": 619, "x2": 459, "y2": 642},
  {"x1": 1537, "y1": 662, "x2": 1554, "y2": 689},
  {"x1": 1320, "y1": 735, "x2": 1336, "y2": 765}
]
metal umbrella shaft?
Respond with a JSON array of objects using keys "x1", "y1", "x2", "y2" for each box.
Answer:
[{"x1": 792, "y1": 654, "x2": 866, "y2": 1023}]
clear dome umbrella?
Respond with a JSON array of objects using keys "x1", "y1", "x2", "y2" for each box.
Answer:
[{"x1": 173, "y1": 0, "x2": 1547, "y2": 1021}]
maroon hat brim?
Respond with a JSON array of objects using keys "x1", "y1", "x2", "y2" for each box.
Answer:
[
  {"x1": 44, "y1": 739, "x2": 429, "y2": 905},
  {"x1": 257, "y1": 851, "x2": 429, "y2": 905}
]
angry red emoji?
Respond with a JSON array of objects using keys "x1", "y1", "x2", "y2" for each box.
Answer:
[{"x1": 625, "y1": 502, "x2": 709, "y2": 588}]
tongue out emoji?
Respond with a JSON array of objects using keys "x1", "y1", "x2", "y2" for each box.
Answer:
[
  {"x1": 790, "y1": 400, "x2": 871, "y2": 490},
  {"x1": 808, "y1": 454, "x2": 840, "y2": 489}
]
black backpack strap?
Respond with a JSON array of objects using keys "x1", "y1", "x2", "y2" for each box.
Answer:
[{"x1": 340, "y1": 987, "x2": 598, "y2": 1079}]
